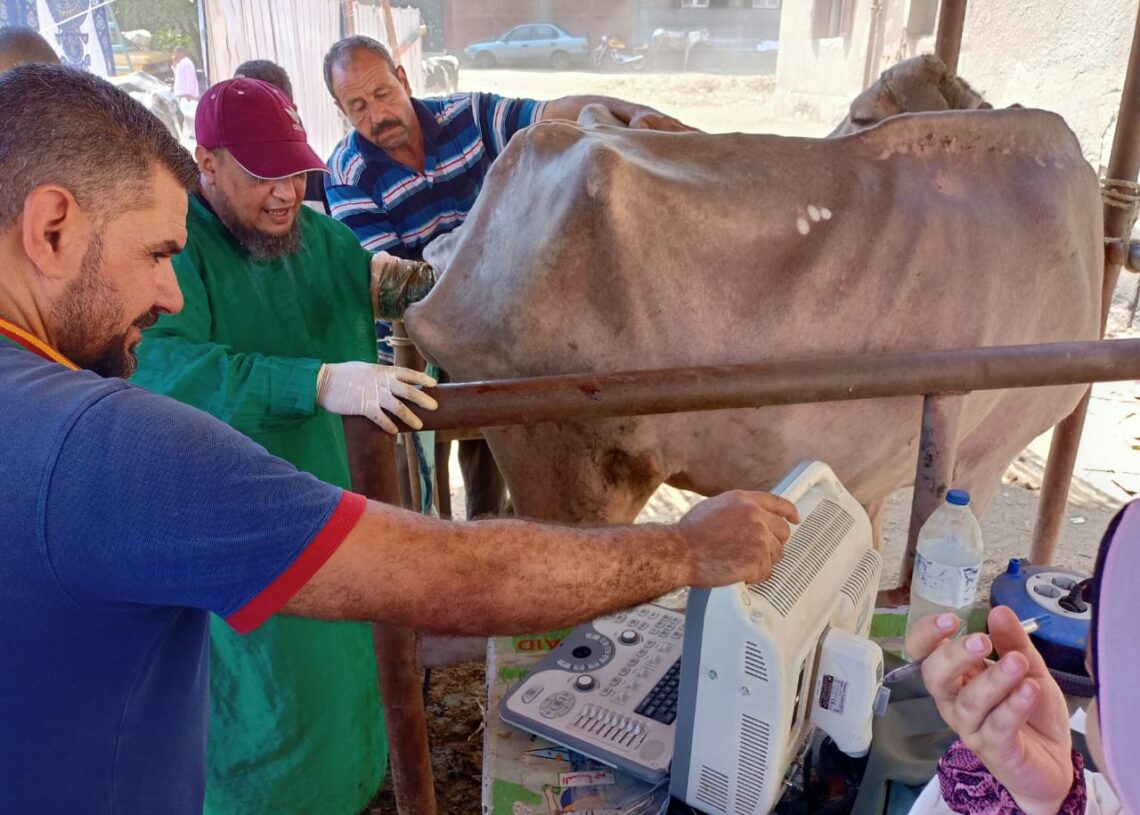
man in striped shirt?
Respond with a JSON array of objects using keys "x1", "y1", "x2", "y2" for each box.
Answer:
[
  {"x1": 323, "y1": 35, "x2": 690, "y2": 517},
  {"x1": 323, "y1": 35, "x2": 687, "y2": 262}
]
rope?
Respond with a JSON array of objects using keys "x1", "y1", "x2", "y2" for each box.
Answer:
[
  {"x1": 1101, "y1": 179, "x2": 1140, "y2": 210},
  {"x1": 385, "y1": 335, "x2": 417, "y2": 347},
  {"x1": 1101, "y1": 177, "x2": 1140, "y2": 242}
]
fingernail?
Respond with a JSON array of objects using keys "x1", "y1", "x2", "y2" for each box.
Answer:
[
  {"x1": 1017, "y1": 682, "x2": 1035, "y2": 700},
  {"x1": 1000, "y1": 654, "x2": 1022, "y2": 675},
  {"x1": 965, "y1": 634, "x2": 987, "y2": 654},
  {"x1": 936, "y1": 613, "x2": 957, "y2": 631}
]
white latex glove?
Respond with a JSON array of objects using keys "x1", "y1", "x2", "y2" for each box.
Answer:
[{"x1": 316, "y1": 362, "x2": 438, "y2": 434}]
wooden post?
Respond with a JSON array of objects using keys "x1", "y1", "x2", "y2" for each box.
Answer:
[{"x1": 381, "y1": 0, "x2": 401, "y2": 57}]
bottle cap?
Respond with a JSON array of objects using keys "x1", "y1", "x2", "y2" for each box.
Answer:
[{"x1": 946, "y1": 489, "x2": 970, "y2": 506}]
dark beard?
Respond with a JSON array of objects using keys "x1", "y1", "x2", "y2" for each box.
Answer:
[
  {"x1": 80, "y1": 310, "x2": 159, "y2": 379},
  {"x1": 212, "y1": 195, "x2": 303, "y2": 260},
  {"x1": 51, "y1": 233, "x2": 158, "y2": 379}
]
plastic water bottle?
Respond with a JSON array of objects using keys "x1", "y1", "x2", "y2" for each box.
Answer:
[{"x1": 905, "y1": 489, "x2": 984, "y2": 647}]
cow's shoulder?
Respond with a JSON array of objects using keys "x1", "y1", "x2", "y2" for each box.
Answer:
[{"x1": 841, "y1": 108, "x2": 1087, "y2": 164}]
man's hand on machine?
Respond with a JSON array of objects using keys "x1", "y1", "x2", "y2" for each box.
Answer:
[
  {"x1": 316, "y1": 361, "x2": 438, "y2": 433},
  {"x1": 678, "y1": 491, "x2": 800, "y2": 587}
]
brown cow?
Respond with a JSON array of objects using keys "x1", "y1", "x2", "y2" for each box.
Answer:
[
  {"x1": 831, "y1": 54, "x2": 992, "y2": 135},
  {"x1": 406, "y1": 105, "x2": 1101, "y2": 533}
]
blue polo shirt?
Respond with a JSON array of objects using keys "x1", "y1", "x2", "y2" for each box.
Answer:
[
  {"x1": 0, "y1": 335, "x2": 365, "y2": 814},
  {"x1": 325, "y1": 92, "x2": 545, "y2": 259}
]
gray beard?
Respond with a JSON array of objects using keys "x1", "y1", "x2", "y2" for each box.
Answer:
[{"x1": 212, "y1": 196, "x2": 303, "y2": 260}]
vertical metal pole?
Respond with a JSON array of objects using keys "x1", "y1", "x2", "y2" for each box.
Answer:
[
  {"x1": 934, "y1": 0, "x2": 968, "y2": 74},
  {"x1": 393, "y1": 321, "x2": 424, "y2": 514},
  {"x1": 343, "y1": 418, "x2": 438, "y2": 815},
  {"x1": 883, "y1": 394, "x2": 962, "y2": 605},
  {"x1": 435, "y1": 440, "x2": 452, "y2": 519},
  {"x1": 862, "y1": 1, "x2": 884, "y2": 90},
  {"x1": 1031, "y1": 3, "x2": 1140, "y2": 565}
]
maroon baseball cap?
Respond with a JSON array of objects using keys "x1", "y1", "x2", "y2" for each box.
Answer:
[{"x1": 195, "y1": 77, "x2": 327, "y2": 179}]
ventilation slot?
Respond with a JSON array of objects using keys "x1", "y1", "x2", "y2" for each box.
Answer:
[
  {"x1": 696, "y1": 765, "x2": 730, "y2": 812},
  {"x1": 734, "y1": 714, "x2": 771, "y2": 814},
  {"x1": 839, "y1": 550, "x2": 882, "y2": 608},
  {"x1": 748, "y1": 499, "x2": 854, "y2": 616},
  {"x1": 744, "y1": 642, "x2": 768, "y2": 682}
]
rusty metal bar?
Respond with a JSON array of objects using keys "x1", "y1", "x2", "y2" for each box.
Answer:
[
  {"x1": 393, "y1": 340, "x2": 1140, "y2": 434},
  {"x1": 342, "y1": 417, "x2": 438, "y2": 815},
  {"x1": 934, "y1": 0, "x2": 968, "y2": 74},
  {"x1": 880, "y1": 395, "x2": 963, "y2": 606},
  {"x1": 1030, "y1": 390, "x2": 1092, "y2": 565},
  {"x1": 1031, "y1": 5, "x2": 1140, "y2": 566}
]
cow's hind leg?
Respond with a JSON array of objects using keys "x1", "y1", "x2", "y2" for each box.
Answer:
[
  {"x1": 483, "y1": 420, "x2": 665, "y2": 525},
  {"x1": 866, "y1": 498, "x2": 885, "y2": 551}
]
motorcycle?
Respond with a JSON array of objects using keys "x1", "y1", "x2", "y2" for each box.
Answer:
[{"x1": 591, "y1": 34, "x2": 648, "y2": 71}]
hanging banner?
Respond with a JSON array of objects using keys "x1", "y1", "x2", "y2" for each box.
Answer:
[{"x1": 0, "y1": 0, "x2": 115, "y2": 76}]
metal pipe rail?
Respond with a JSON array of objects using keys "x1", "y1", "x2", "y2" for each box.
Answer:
[{"x1": 392, "y1": 339, "x2": 1140, "y2": 433}]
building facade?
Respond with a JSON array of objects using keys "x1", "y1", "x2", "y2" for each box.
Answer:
[{"x1": 436, "y1": 0, "x2": 781, "y2": 73}]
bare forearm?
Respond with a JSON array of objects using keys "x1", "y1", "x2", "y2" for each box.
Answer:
[
  {"x1": 541, "y1": 94, "x2": 642, "y2": 124},
  {"x1": 287, "y1": 503, "x2": 693, "y2": 635},
  {"x1": 284, "y1": 489, "x2": 796, "y2": 635},
  {"x1": 540, "y1": 95, "x2": 694, "y2": 132}
]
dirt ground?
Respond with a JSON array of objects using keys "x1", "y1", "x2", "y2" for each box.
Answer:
[
  {"x1": 368, "y1": 68, "x2": 1140, "y2": 814},
  {"x1": 453, "y1": 66, "x2": 822, "y2": 137}
]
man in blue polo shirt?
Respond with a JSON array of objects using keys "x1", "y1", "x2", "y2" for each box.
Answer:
[
  {"x1": 323, "y1": 35, "x2": 691, "y2": 518},
  {"x1": 0, "y1": 65, "x2": 797, "y2": 814}
]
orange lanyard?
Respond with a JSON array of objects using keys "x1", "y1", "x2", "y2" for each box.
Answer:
[{"x1": 0, "y1": 317, "x2": 79, "y2": 370}]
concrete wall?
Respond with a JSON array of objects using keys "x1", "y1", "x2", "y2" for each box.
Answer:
[
  {"x1": 441, "y1": 0, "x2": 636, "y2": 56},
  {"x1": 954, "y1": 0, "x2": 1140, "y2": 326},
  {"x1": 958, "y1": 0, "x2": 1136, "y2": 170},
  {"x1": 775, "y1": 0, "x2": 1138, "y2": 167},
  {"x1": 774, "y1": 0, "x2": 934, "y2": 126},
  {"x1": 634, "y1": 3, "x2": 781, "y2": 45}
]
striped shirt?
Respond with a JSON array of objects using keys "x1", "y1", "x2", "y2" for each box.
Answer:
[{"x1": 325, "y1": 92, "x2": 546, "y2": 261}]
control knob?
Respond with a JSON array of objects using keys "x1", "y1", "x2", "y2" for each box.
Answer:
[{"x1": 574, "y1": 675, "x2": 596, "y2": 692}]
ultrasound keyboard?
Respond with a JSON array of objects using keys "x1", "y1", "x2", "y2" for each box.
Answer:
[{"x1": 499, "y1": 603, "x2": 685, "y2": 783}]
